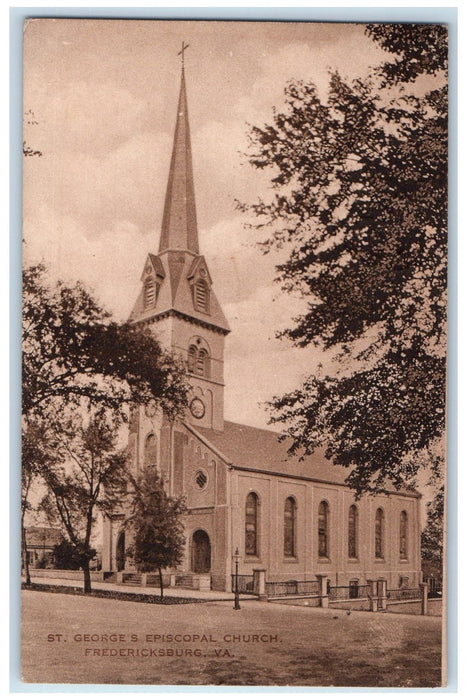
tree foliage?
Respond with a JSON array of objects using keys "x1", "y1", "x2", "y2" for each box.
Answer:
[
  {"x1": 39, "y1": 406, "x2": 128, "y2": 592},
  {"x1": 53, "y1": 539, "x2": 84, "y2": 570},
  {"x1": 421, "y1": 485, "x2": 444, "y2": 581},
  {"x1": 242, "y1": 24, "x2": 447, "y2": 493},
  {"x1": 23, "y1": 263, "x2": 189, "y2": 421},
  {"x1": 126, "y1": 468, "x2": 186, "y2": 598},
  {"x1": 21, "y1": 422, "x2": 47, "y2": 584}
]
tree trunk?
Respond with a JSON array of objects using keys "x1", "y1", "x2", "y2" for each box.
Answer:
[
  {"x1": 82, "y1": 560, "x2": 92, "y2": 593},
  {"x1": 22, "y1": 523, "x2": 31, "y2": 586},
  {"x1": 158, "y1": 566, "x2": 164, "y2": 599}
]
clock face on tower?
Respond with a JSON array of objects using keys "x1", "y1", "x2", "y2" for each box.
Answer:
[{"x1": 189, "y1": 397, "x2": 205, "y2": 419}]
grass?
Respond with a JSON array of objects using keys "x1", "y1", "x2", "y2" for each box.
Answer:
[
  {"x1": 21, "y1": 582, "x2": 204, "y2": 605},
  {"x1": 21, "y1": 589, "x2": 443, "y2": 687}
]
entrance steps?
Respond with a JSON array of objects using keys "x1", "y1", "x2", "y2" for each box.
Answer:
[
  {"x1": 174, "y1": 573, "x2": 211, "y2": 591},
  {"x1": 174, "y1": 574, "x2": 194, "y2": 588},
  {"x1": 122, "y1": 572, "x2": 142, "y2": 586},
  {"x1": 103, "y1": 572, "x2": 117, "y2": 583}
]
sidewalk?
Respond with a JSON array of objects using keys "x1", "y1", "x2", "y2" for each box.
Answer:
[{"x1": 26, "y1": 574, "x2": 256, "y2": 601}]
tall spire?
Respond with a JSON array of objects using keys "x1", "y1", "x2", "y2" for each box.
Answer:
[{"x1": 159, "y1": 56, "x2": 199, "y2": 254}]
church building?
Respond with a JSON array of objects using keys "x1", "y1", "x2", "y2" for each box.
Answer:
[{"x1": 102, "y1": 62, "x2": 422, "y2": 593}]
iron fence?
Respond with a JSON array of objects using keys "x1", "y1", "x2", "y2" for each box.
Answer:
[
  {"x1": 231, "y1": 574, "x2": 255, "y2": 594},
  {"x1": 387, "y1": 588, "x2": 422, "y2": 601},
  {"x1": 328, "y1": 584, "x2": 370, "y2": 601},
  {"x1": 265, "y1": 579, "x2": 320, "y2": 597},
  {"x1": 424, "y1": 578, "x2": 443, "y2": 598}
]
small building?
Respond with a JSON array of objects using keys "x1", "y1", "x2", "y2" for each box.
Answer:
[
  {"x1": 102, "y1": 62, "x2": 422, "y2": 593},
  {"x1": 24, "y1": 526, "x2": 63, "y2": 569}
]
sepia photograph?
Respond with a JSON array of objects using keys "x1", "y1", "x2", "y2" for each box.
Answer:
[{"x1": 20, "y1": 18, "x2": 447, "y2": 687}]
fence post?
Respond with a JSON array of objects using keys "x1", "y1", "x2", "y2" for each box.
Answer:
[
  {"x1": 140, "y1": 573, "x2": 147, "y2": 587},
  {"x1": 316, "y1": 574, "x2": 329, "y2": 608},
  {"x1": 420, "y1": 582, "x2": 429, "y2": 615},
  {"x1": 170, "y1": 573, "x2": 177, "y2": 588},
  {"x1": 116, "y1": 571, "x2": 123, "y2": 584},
  {"x1": 367, "y1": 579, "x2": 378, "y2": 612},
  {"x1": 378, "y1": 578, "x2": 387, "y2": 611},
  {"x1": 253, "y1": 568, "x2": 267, "y2": 600}
]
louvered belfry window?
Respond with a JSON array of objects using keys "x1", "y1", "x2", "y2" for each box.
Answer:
[
  {"x1": 144, "y1": 278, "x2": 156, "y2": 308},
  {"x1": 197, "y1": 348, "x2": 208, "y2": 377},
  {"x1": 187, "y1": 344, "x2": 210, "y2": 379},
  {"x1": 188, "y1": 345, "x2": 197, "y2": 373},
  {"x1": 194, "y1": 278, "x2": 209, "y2": 312}
]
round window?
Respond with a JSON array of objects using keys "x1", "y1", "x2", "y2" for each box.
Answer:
[{"x1": 195, "y1": 470, "x2": 208, "y2": 489}]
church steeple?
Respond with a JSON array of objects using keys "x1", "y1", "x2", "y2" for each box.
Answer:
[
  {"x1": 159, "y1": 64, "x2": 199, "y2": 254},
  {"x1": 130, "y1": 50, "x2": 229, "y2": 431}
]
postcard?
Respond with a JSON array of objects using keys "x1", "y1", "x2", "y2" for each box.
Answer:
[{"x1": 21, "y1": 18, "x2": 447, "y2": 687}]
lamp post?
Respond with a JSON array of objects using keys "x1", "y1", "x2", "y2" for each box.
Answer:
[{"x1": 233, "y1": 547, "x2": 240, "y2": 610}]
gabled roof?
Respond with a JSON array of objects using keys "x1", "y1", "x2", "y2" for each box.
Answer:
[
  {"x1": 186, "y1": 256, "x2": 212, "y2": 286},
  {"x1": 139, "y1": 253, "x2": 165, "y2": 281},
  {"x1": 129, "y1": 251, "x2": 230, "y2": 332},
  {"x1": 25, "y1": 526, "x2": 63, "y2": 548},
  {"x1": 194, "y1": 420, "x2": 420, "y2": 497}
]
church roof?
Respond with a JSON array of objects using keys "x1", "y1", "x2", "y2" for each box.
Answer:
[{"x1": 193, "y1": 420, "x2": 420, "y2": 497}]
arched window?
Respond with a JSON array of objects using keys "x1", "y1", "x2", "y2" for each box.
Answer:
[
  {"x1": 375, "y1": 508, "x2": 384, "y2": 559},
  {"x1": 400, "y1": 510, "x2": 408, "y2": 559},
  {"x1": 348, "y1": 505, "x2": 358, "y2": 559},
  {"x1": 187, "y1": 345, "x2": 197, "y2": 373},
  {"x1": 144, "y1": 433, "x2": 157, "y2": 468},
  {"x1": 318, "y1": 501, "x2": 329, "y2": 558},
  {"x1": 245, "y1": 492, "x2": 259, "y2": 556},
  {"x1": 284, "y1": 497, "x2": 296, "y2": 557},
  {"x1": 196, "y1": 348, "x2": 209, "y2": 377},
  {"x1": 144, "y1": 278, "x2": 156, "y2": 308},
  {"x1": 187, "y1": 344, "x2": 210, "y2": 379},
  {"x1": 194, "y1": 278, "x2": 209, "y2": 313}
]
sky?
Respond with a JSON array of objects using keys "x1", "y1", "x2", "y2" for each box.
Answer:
[{"x1": 23, "y1": 19, "x2": 392, "y2": 429}]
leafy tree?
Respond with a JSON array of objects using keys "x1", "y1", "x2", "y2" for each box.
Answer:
[
  {"x1": 21, "y1": 422, "x2": 50, "y2": 585},
  {"x1": 39, "y1": 406, "x2": 128, "y2": 592},
  {"x1": 126, "y1": 468, "x2": 186, "y2": 598},
  {"x1": 421, "y1": 485, "x2": 444, "y2": 583},
  {"x1": 22, "y1": 264, "x2": 188, "y2": 587},
  {"x1": 23, "y1": 263, "x2": 189, "y2": 420},
  {"x1": 53, "y1": 539, "x2": 83, "y2": 570},
  {"x1": 242, "y1": 24, "x2": 447, "y2": 494}
]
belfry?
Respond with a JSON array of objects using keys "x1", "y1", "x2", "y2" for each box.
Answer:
[
  {"x1": 128, "y1": 60, "x2": 229, "y2": 434},
  {"x1": 102, "y1": 58, "x2": 422, "y2": 596}
]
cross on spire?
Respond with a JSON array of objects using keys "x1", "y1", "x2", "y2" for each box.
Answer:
[{"x1": 178, "y1": 41, "x2": 190, "y2": 67}]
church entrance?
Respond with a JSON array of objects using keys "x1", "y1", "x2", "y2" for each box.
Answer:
[
  {"x1": 116, "y1": 531, "x2": 125, "y2": 571},
  {"x1": 192, "y1": 530, "x2": 211, "y2": 573}
]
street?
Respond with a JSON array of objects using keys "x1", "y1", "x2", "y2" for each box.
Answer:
[{"x1": 21, "y1": 589, "x2": 443, "y2": 687}]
